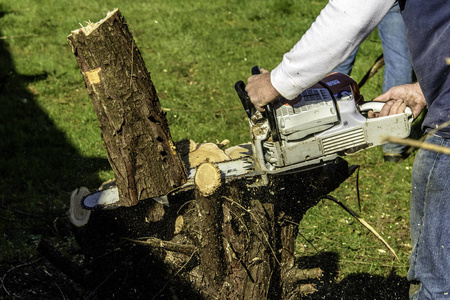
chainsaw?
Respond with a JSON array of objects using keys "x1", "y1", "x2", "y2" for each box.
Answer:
[{"x1": 77, "y1": 67, "x2": 412, "y2": 212}]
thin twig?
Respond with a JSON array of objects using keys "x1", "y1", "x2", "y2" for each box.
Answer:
[
  {"x1": 0, "y1": 204, "x2": 42, "y2": 219},
  {"x1": 358, "y1": 54, "x2": 384, "y2": 89},
  {"x1": 382, "y1": 136, "x2": 450, "y2": 155},
  {"x1": 223, "y1": 196, "x2": 280, "y2": 265},
  {"x1": 340, "y1": 259, "x2": 407, "y2": 268},
  {"x1": 224, "y1": 237, "x2": 255, "y2": 283},
  {"x1": 297, "y1": 231, "x2": 319, "y2": 253},
  {"x1": 54, "y1": 281, "x2": 66, "y2": 300},
  {"x1": 122, "y1": 237, "x2": 195, "y2": 254},
  {"x1": 1, "y1": 258, "x2": 43, "y2": 295},
  {"x1": 177, "y1": 200, "x2": 195, "y2": 215},
  {"x1": 284, "y1": 219, "x2": 320, "y2": 254},
  {"x1": 162, "y1": 106, "x2": 243, "y2": 113},
  {"x1": 151, "y1": 250, "x2": 198, "y2": 300},
  {"x1": 85, "y1": 269, "x2": 117, "y2": 300},
  {"x1": 386, "y1": 120, "x2": 450, "y2": 154},
  {"x1": 423, "y1": 120, "x2": 450, "y2": 138},
  {"x1": 226, "y1": 205, "x2": 251, "y2": 241},
  {"x1": 0, "y1": 34, "x2": 44, "y2": 40},
  {"x1": 320, "y1": 195, "x2": 399, "y2": 261}
]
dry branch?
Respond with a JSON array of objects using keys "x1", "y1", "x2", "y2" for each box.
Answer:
[
  {"x1": 123, "y1": 237, "x2": 195, "y2": 255},
  {"x1": 285, "y1": 267, "x2": 323, "y2": 283},
  {"x1": 383, "y1": 136, "x2": 450, "y2": 155},
  {"x1": 321, "y1": 195, "x2": 399, "y2": 261},
  {"x1": 37, "y1": 237, "x2": 91, "y2": 287}
]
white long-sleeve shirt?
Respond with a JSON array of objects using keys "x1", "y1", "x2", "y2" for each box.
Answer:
[{"x1": 271, "y1": 0, "x2": 395, "y2": 100}]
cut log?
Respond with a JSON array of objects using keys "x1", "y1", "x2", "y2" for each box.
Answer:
[
  {"x1": 69, "y1": 187, "x2": 91, "y2": 227},
  {"x1": 67, "y1": 9, "x2": 186, "y2": 206}
]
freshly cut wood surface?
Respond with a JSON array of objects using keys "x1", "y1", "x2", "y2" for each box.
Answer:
[{"x1": 194, "y1": 162, "x2": 222, "y2": 196}]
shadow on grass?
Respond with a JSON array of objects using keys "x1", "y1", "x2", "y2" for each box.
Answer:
[
  {"x1": 0, "y1": 7, "x2": 109, "y2": 256},
  {"x1": 297, "y1": 252, "x2": 409, "y2": 300}
]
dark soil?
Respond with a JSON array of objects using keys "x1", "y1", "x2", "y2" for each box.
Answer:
[{"x1": 0, "y1": 229, "x2": 410, "y2": 300}]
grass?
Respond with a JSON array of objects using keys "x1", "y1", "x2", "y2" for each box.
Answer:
[{"x1": 0, "y1": 0, "x2": 414, "y2": 291}]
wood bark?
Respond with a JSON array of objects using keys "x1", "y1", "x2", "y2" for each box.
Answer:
[
  {"x1": 61, "y1": 9, "x2": 357, "y2": 300},
  {"x1": 67, "y1": 9, "x2": 186, "y2": 206}
]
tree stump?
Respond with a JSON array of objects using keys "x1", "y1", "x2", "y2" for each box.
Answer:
[{"x1": 67, "y1": 9, "x2": 186, "y2": 206}]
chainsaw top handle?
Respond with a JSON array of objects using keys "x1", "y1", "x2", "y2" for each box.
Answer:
[
  {"x1": 234, "y1": 66, "x2": 261, "y2": 118},
  {"x1": 234, "y1": 66, "x2": 280, "y2": 141},
  {"x1": 358, "y1": 101, "x2": 414, "y2": 123}
]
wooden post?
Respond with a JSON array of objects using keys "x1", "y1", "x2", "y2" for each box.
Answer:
[{"x1": 67, "y1": 9, "x2": 186, "y2": 206}]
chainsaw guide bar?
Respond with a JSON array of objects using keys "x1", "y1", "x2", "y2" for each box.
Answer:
[{"x1": 81, "y1": 157, "x2": 259, "y2": 210}]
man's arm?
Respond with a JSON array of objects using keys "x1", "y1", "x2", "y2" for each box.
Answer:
[{"x1": 246, "y1": 0, "x2": 395, "y2": 111}]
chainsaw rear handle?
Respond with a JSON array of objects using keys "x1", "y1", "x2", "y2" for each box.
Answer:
[
  {"x1": 235, "y1": 66, "x2": 280, "y2": 141},
  {"x1": 358, "y1": 101, "x2": 413, "y2": 123}
]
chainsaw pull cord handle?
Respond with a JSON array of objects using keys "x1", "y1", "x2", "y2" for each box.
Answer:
[{"x1": 234, "y1": 66, "x2": 280, "y2": 141}]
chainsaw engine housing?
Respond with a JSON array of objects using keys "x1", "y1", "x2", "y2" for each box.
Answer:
[{"x1": 249, "y1": 73, "x2": 412, "y2": 174}]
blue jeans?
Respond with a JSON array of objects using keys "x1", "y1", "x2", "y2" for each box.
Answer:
[
  {"x1": 334, "y1": 4, "x2": 414, "y2": 155},
  {"x1": 408, "y1": 134, "x2": 450, "y2": 299}
]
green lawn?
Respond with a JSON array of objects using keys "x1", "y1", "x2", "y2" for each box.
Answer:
[{"x1": 0, "y1": 0, "x2": 414, "y2": 294}]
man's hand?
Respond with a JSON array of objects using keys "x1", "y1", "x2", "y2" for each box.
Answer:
[
  {"x1": 370, "y1": 82, "x2": 426, "y2": 119},
  {"x1": 245, "y1": 68, "x2": 280, "y2": 112}
]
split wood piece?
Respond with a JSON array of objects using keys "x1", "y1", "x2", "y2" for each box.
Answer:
[
  {"x1": 189, "y1": 143, "x2": 231, "y2": 169},
  {"x1": 299, "y1": 283, "x2": 317, "y2": 296},
  {"x1": 174, "y1": 215, "x2": 184, "y2": 234},
  {"x1": 224, "y1": 143, "x2": 253, "y2": 159},
  {"x1": 67, "y1": 9, "x2": 186, "y2": 207},
  {"x1": 194, "y1": 161, "x2": 222, "y2": 197}
]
